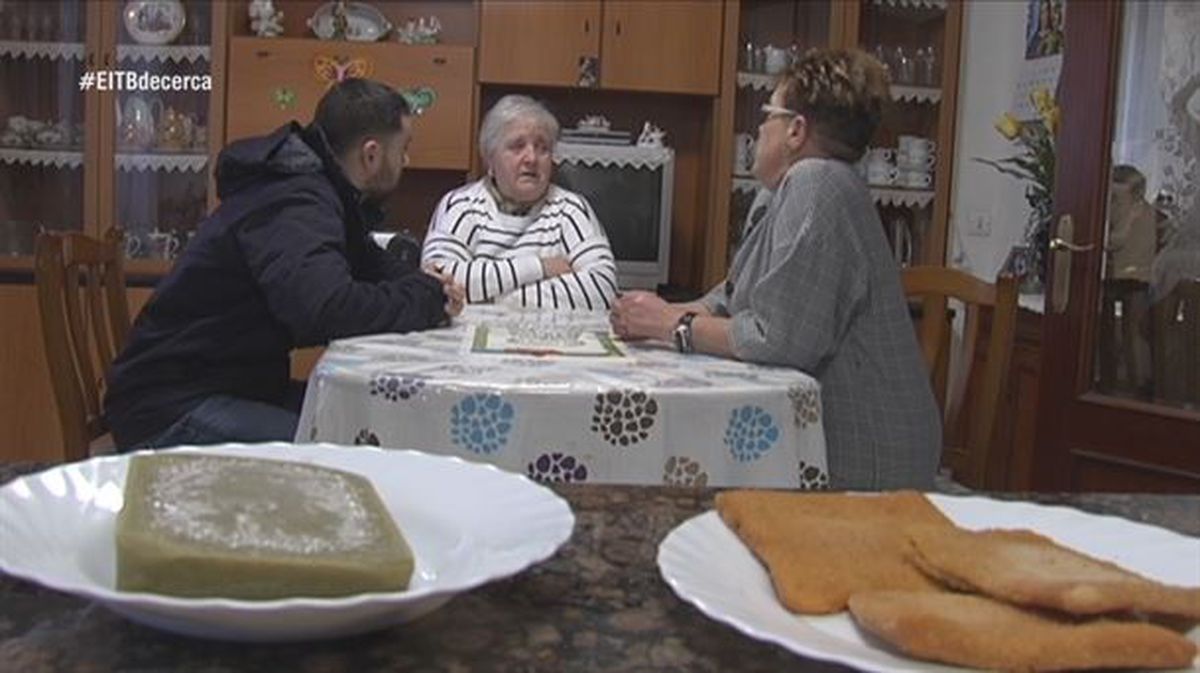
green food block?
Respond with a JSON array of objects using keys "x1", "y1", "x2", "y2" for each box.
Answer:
[{"x1": 116, "y1": 453, "x2": 413, "y2": 599}]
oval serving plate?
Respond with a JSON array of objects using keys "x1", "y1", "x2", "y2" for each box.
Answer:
[{"x1": 308, "y1": 1, "x2": 393, "y2": 42}]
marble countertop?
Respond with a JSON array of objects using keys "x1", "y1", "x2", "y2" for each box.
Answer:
[{"x1": 1, "y1": 461, "x2": 1197, "y2": 672}]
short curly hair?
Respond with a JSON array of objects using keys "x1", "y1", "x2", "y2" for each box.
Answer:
[{"x1": 777, "y1": 48, "x2": 890, "y2": 162}]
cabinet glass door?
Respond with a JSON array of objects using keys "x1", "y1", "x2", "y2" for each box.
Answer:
[
  {"x1": 112, "y1": 0, "x2": 211, "y2": 264},
  {"x1": 856, "y1": 0, "x2": 950, "y2": 268},
  {"x1": 0, "y1": 0, "x2": 89, "y2": 257},
  {"x1": 729, "y1": 1, "x2": 834, "y2": 259}
]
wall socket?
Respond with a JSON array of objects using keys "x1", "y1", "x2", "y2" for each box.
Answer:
[{"x1": 965, "y1": 210, "x2": 992, "y2": 237}]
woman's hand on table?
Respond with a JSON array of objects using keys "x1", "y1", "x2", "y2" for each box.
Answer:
[{"x1": 610, "y1": 291, "x2": 685, "y2": 341}]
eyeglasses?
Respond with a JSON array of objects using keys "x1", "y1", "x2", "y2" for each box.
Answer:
[{"x1": 760, "y1": 103, "x2": 801, "y2": 121}]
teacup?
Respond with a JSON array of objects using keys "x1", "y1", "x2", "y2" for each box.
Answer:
[
  {"x1": 734, "y1": 133, "x2": 755, "y2": 174},
  {"x1": 898, "y1": 135, "x2": 936, "y2": 155},
  {"x1": 123, "y1": 231, "x2": 144, "y2": 258},
  {"x1": 896, "y1": 152, "x2": 935, "y2": 170},
  {"x1": 148, "y1": 230, "x2": 181, "y2": 260},
  {"x1": 866, "y1": 147, "x2": 894, "y2": 163},
  {"x1": 900, "y1": 170, "x2": 932, "y2": 189},
  {"x1": 867, "y1": 165, "x2": 898, "y2": 186},
  {"x1": 763, "y1": 45, "x2": 789, "y2": 74}
]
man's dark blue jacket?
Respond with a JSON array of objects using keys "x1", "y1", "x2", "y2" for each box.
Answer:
[{"x1": 105, "y1": 122, "x2": 447, "y2": 448}]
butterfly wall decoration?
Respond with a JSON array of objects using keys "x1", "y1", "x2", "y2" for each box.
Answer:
[{"x1": 313, "y1": 54, "x2": 372, "y2": 89}]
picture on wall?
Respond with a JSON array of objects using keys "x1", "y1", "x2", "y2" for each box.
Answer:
[{"x1": 1025, "y1": 0, "x2": 1065, "y2": 59}]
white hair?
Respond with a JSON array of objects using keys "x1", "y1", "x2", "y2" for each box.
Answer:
[{"x1": 478, "y1": 95, "x2": 559, "y2": 164}]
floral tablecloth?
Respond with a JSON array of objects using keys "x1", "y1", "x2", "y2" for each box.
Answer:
[{"x1": 296, "y1": 306, "x2": 828, "y2": 488}]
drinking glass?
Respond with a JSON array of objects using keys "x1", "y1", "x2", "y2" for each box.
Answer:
[
  {"x1": 892, "y1": 46, "x2": 914, "y2": 85},
  {"x1": 917, "y1": 46, "x2": 938, "y2": 87}
]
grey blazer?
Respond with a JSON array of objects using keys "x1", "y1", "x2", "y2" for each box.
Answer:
[{"x1": 702, "y1": 158, "x2": 941, "y2": 489}]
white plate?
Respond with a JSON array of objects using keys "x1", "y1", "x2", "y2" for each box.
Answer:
[
  {"x1": 122, "y1": 0, "x2": 186, "y2": 46},
  {"x1": 658, "y1": 494, "x2": 1200, "y2": 672},
  {"x1": 0, "y1": 443, "x2": 574, "y2": 642},
  {"x1": 308, "y1": 2, "x2": 393, "y2": 41}
]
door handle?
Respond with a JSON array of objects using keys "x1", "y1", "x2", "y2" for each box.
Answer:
[
  {"x1": 1049, "y1": 237, "x2": 1094, "y2": 252},
  {"x1": 1050, "y1": 214, "x2": 1089, "y2": 314}
]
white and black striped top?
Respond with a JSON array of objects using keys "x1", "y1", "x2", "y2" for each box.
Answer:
[{"x1": 421, "y1": 180, "x2": 619, "y2": 311}]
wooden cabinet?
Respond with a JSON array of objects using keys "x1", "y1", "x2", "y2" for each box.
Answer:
[
  {"x1": 226, "y1": 37, "x2": 475, "y2": 170},
  {"x1": 478, "y1": 1, "x2": 600, "y2": 88},
  {"x1": 479, "y1": 0, "x2": 722, "y2": 95},
  {"x1": 704, "y1": 0, "x2": 964, "y2": 288},
  {"x1": 0, "y1": 0, "x2": 227, "y2": 275}
]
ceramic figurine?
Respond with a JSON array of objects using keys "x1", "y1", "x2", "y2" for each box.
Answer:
[
  {"x1": 248, "y1": 0, "x2": 284, "y2": 38},
  {"x1": 396, "y1": 15, "x2": 441, "y2": 44},
  {"x1": 637, "y1": 122, "x2": 666, "y2": 148},
  {"x1": 331, "y1": 1, "x2": 349, "y2": 40}
]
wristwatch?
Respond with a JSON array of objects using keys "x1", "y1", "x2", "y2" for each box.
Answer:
[{"x1": 672, "y1": 311, "x2": 698, "y2": 354}]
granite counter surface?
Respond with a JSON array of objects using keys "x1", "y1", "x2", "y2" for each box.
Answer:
[{"x1": 1, "y1": 462, "x2": 1197, "y2": 672}]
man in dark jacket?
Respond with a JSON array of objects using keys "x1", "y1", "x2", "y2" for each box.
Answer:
[{"x1": 105, "y1": 78, "x2": 463, "y2": 450}]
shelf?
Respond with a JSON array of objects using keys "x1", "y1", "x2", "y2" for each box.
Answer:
[
  {"x1": 890, "y1": 85, "x2": 941, "y2": 104},
  {"x1": 871, "y1": 187, "x2": 935, "y2": 209},
  {"x1": 872, "y1": 0, "x2": 947, "y2": 11},
  {"x1": 736, "y1": 72, "x2": 776, "y2": 92},
  {"x1": 0, "y1": 148, "x2": 83, "y2": 169},
  {"x1": 116, "y1": 44, "x2": 211, "y2": 65},
  {"x1": 0, "y1": 40, "x2": 85, "y2": 60},
  {"x1": 732, "y1": 176, "x2": 759, "y2": 195},
  {"x1": 554, "y1": 143, "x2": 674, "y2": 170},
  {"x1": 115, "y1": 152, "x2": 208, "y2": 173}
]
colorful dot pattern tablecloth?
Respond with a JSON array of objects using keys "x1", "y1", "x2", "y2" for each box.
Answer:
[{"x1": 296, "y1": 306, "x2": 828, "y2": 488}]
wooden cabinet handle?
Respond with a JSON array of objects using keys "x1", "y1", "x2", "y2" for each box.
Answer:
[
  {"x1": 255, "y1": 50, "x2": 270, "y2": 58},
  {"x1": 615, "y1": 20, "x2": 621, "y2": 36},
  {"x1": 433, "y1": 56, "x2": 446, "y2": 65},
  {"x1": 584, "y1": 19, "x2": 590, "y2": 33}
]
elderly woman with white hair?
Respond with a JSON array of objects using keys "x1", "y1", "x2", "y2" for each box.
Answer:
[{"x1": 421, "y1": 95, "x2": 618, "y2": 310}]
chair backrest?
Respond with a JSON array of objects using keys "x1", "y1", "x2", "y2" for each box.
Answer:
[
  {"x1": 34, "y1": 229, "x2": 131, "y2": 461},
  {"x1": 902, "y1": 266, "x2": 1019, "y2": 488}
]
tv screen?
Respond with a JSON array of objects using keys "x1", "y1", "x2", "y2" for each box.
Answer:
[
  {"x1": 553, "y1": 163, "x2": 661, "y2": 263},
  {"x1": 552, "y1": 145, "x2": 674, "y2": 289}
]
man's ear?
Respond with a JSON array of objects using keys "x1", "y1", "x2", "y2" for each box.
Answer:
[{"x1": 360, "y1": 137, "x2": 381, "y2": 165}]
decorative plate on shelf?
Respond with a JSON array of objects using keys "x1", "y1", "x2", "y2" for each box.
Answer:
[
  {"x1": 308, "y1": 2, "x2": 393, "y2": 42},
  {"x1": 122, "y1": 0, "x2": 186, "y2": 46},
  {"x1": 0, "y1": 443, "x2": 575, "y2": 642},
  {"x1": 658, "y1": 494, "x2": 1200, "y2": 672}
]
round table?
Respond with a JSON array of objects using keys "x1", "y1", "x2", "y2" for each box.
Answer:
[{"x1": 297, "y1": 306, "x2": 828, "y2": 488}]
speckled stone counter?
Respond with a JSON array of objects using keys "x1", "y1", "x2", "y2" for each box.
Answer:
[{"x1": 1, "y1": 462, "x2": 1197, "y2": 672}]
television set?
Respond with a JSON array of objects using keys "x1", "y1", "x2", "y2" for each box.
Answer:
[{"x1": 552, "y1": 144, "x2": 674, "y2": 289}]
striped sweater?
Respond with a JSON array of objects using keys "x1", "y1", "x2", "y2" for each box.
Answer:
[{"x1": 421, "y1": 180, "x2": 619, "y2": 311}]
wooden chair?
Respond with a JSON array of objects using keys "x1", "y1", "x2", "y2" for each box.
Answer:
[
  {"x1": 902, "y1": 266, "x2": 1019, "y2": 489},
  {"x1": 34, "y1": 229, "x2": 131, "y2": 461}
]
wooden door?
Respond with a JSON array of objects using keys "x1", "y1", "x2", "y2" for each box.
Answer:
[
  {"x1": 478, "y1": 0, "x2": 601, "y2": 88},
  {"x1": 1034, "y1": 0, "x2": 1200, "y2": 492},
  {"x1": 226, "y1": 38, "x2": 475, "y2": 170},
  {"x1": 600, "y1": 0, "x2": 723, "y2": 95}
]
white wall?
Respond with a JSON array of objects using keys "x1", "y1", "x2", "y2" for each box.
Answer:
[{"x1": 949, "y1": 0, "x2": 1033, "y2": 281}]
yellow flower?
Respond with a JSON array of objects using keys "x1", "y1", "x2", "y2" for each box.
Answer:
[
  {"x1": 1030, "y1": 87, "x2": 1054, "y2": 115},
  {"x1": 994, "y1": 113, "x2": 1021, "y2": 140},
  {"x1": 1043, "y1": 105, "x2": 1061, "y2": 135}
]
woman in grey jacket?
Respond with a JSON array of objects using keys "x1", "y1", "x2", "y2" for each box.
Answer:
[{"x1": 611, "y1": 49, "x2": 940, "y2": 490}]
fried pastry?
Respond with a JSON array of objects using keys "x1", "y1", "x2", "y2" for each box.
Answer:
[
  {"x1": 906, "y1": 526, "x2": 1200, "y2": 619},
  {"x1": 715, "y1": 490, "x2": 954, "y2": 613},
  {"x1": 848, "y1": 590, "x2": 1198, "y2": 671}
]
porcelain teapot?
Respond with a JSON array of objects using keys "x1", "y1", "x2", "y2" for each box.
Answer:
[{"x1": 116, "y1": 95, "x2": 163, "y2": 150}]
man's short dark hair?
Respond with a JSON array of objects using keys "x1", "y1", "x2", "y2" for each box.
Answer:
[{"x1": 313, "y1": 78, "x2": 411, "y2": 157}]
